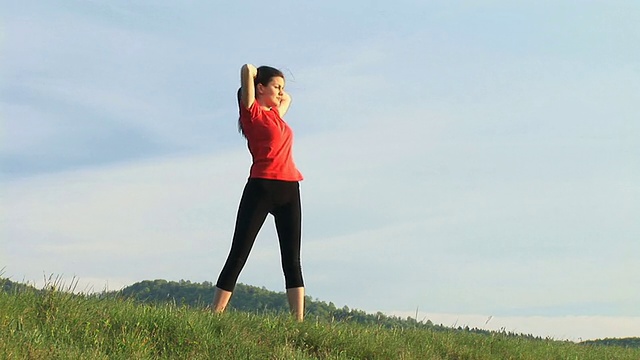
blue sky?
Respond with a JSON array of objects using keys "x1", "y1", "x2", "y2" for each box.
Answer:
[{"x1": 2, "y1": 1, "x2": 639, "y2": 340}]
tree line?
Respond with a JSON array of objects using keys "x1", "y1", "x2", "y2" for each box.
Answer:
[{"x1": 114, "y1": 279, "x2": 535, "y2": 338}]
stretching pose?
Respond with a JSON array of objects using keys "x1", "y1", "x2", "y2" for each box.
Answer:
[{"x1": 212, "y1": 64, "x2": 305, "y2": 320}]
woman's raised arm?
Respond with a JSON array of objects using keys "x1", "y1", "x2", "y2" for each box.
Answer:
[
  {"x1": 240, "y1": 64, "x2": 257, "y2": 109},
  {"x1": 278, "y1": 91, "x2": 292, "y2": 116}
]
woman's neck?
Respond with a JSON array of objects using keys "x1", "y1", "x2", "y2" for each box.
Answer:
[{"x1": 255, "y1": 97, "x2": 272, "y2": 110}]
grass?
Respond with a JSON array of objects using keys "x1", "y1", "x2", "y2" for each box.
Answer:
[{"x1": 1, "y1": 281, "x2": 638, "y2": 359}]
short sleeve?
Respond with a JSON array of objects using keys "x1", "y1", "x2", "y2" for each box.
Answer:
[{"x1": 239, "y1": 100, "x2": 262, "y2": 122}]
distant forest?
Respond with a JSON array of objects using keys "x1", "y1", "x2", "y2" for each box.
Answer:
[
  {"x1": 116, "y1": 279, "x2": 442, "y2": 331},
  {"x1": 2, "y1": 277, "x2": 637, "y2": 348},
  {"x1": 581, "y1": 337, "x2": 640, "y2": 348}
]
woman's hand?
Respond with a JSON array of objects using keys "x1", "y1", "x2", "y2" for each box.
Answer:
[
  {"x1": 278, "y1": 91, "x2": 292, "y2": 116},
  {"x1": 245, "y1": 64, "x2": 257, "y2": 79}
]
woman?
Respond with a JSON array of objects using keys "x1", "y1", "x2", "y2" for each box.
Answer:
[{"x1": 211, "y1": 64, "x2": 305, "y2": 321}]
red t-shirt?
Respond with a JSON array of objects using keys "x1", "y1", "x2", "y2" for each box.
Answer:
[{"x1": 239, "y1": 100, "x2": 303, "y2": 181}]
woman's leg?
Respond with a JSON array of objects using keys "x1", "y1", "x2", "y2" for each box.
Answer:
[
  {"x1": 211, "y1": 287, "x2": 232, "y2": 313},
  {"x1": 273, "y1": 182, "x2": 305, "y2": 320},
  {"x1": 213, "y1": 180, "x2": 270, "y2": 312},
  {"x1": 286, "y1": 287, "x2": 305, "y2": 322}
]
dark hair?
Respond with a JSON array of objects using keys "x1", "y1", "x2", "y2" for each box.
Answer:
[
  {"x1": 255, "y1": 66, "x2": 284, "y2": 88},
  {"x1": 238, "y1": 66, "x2": 285, "y2": 137}
]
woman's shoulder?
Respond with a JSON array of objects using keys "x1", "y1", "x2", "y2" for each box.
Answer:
[{"x1": 240, "y1": 99, "x2": 263, "y2": 119}]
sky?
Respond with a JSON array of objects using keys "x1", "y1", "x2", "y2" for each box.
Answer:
[{"x1": 2, "y1": 0, "x2": 639, "y2": 341}]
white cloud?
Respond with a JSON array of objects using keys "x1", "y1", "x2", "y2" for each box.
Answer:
[
  {"x1": 3, "y1": 150, "x2": 249, "y2": 282},
  {"x1": 9, "y1": 125, "x2": 636, "y2": 316}
]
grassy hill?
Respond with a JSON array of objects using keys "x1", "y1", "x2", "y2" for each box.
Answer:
[
  {"x1": 1, "y1": 278, "x2": 639, "y2": 359},
  {"x1": 115, "y1": 279, "x2": 460, "y2": 332}
]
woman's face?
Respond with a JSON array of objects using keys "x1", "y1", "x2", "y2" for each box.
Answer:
[{"x1": 257, "y1": 76, "x2": 285, "y2": 108}]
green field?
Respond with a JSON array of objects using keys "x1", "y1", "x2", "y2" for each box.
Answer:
[{"x1": 1, "y1": 281, "x2": 638, "y2": 359}]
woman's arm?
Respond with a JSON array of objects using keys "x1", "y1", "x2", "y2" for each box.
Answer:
[
  {"x1": 240, "y1": 64, "x2": 257, "y2": 109},
  {"x1": 278, "y1": 91, "x2": 292, "y2": 116}
]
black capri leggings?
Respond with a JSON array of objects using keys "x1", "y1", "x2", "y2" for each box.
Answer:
[{"x1": 216, "y1": 178, "x2": 304, "y2": 292}]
